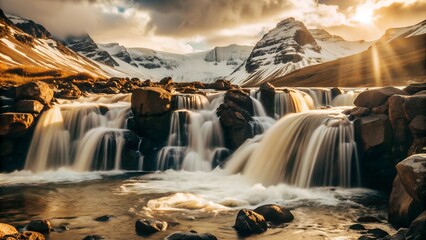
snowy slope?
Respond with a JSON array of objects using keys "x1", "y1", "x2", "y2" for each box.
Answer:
[
  {"x1": 229, "y1": 18, "x2": 372, "y2": 86},
  {"x1": 98, "y1": 43, "x2": 253, "y2": 82},
  {"x1": 377, "y1": 19, "x2": 426, "y2": 42}
]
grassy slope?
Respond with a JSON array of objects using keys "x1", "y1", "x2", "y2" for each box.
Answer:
[{"x1": 266, "y1": 35, "x2": 426, "y2": 87}]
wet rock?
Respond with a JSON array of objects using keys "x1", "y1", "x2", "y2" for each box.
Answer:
[
  {"x1": 165, "y1": 232, "x2": 217, "y2": 240},
  {"x1": 390, "y1": 228, "x2": 408, "y2": 240},
  {"x1": 406, "y1": 211, "x2": 426, "y2": 240},
  {"x1": 159, "y1": 77, "x2": 173, "y2": 85},
  {"x1": 355, "y1": 114, "x2": 392, "y2": 151},
  {"x1": 100, "y1": 87, "x2": 120, "y2": 94},
  {"x1": 0, "y1": 223, "x2": 18, "y2": 237},
  {"x1": 408, "y1": 137, "x2": 426, "y2": 155},
  {"x1": 254, "y1": 204, "x2": 294, "y2": 225},
  {"x1": 330, "y1": 87, "x2": 343, "y2": 99},
  {"x1": 15, "y1": 100, "x2": 44, "y2": 114},
  {"x1": 224, "y1": 89, "x2": 253, "y2": 114},
  {"x1": 259, "y1": 83, "x2": 275, "y2": 117},
  {"x1": 349, "y1": 224, "x2": 366, "y2": 230},
  {"x1": 233, "y1": 209, "x2": 267, "y2": 236},
  {"x1": 135, "y1": 219, "x2": 167, "y2": 235},
  {"x1": 94, "y1": 215, "x2": 114, "y2": 222},
  {"x1": 207, "y1": 79, "x2": 232, "y2": 90},
  {"x1": 21, "y1": 231, "x2": 45, "y2": 240},
  {"x1": 259, "y1": 82, "x2": 275, "y2": 92},
  {"x1": 131, "y1": 87, "x2": 172, "y2": 116},
  {"x1": 354, "y1": 87, "x2": 407, "y2": 108},
  {"x1": 357, "y1": 216, "x2": 382, "y2": 223},
  {"x1": 367, "y1": 228, "x2": 389, "y2": 238},
  {"x1": 388, "y1": 176, "x2": 424, "y2": 227},
  {"x1": 403, "y1": 83, "x2": 426, "y2": 95},
  {"x1": 0, "y1": 113, "x2": 34, "y2": 136},
  {"x1": 409, "y1": 115, "x2": 426, "y2": 137},
  {"x1": 371, "y1": 102, "x2": 389, "y2": 115},
  {"x1": 350, "y1": 107, "x2": 370, "y2": 117},
  {"x1": 389, "y1": 95, "x2": 409, "y2": 122},
  {"x1": 127, "y1": 111, "x2": 171, "y2": 144},
  {"x1": 55, "y1": 83, "x2": 82, "y2": 99},
  {"x1": 82, "y1": 235, "x2": 105, "y2": 240},
  {"x1": 27, "y1": 220, "x2": 51, "y2": 233},
  {"x1": 396, "y1": 154, "x2": 426, "y2": 202},
  {"x1": 16, "y1": 81, "x2": 54, "y2": 104},
  {"x1": 403, "y1": 95, "x2": 426, "y2": 121}
]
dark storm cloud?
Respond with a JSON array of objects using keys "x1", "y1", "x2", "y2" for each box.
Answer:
[{"x1": 127, "y1": 0, "x2": 296, "y2": 36}]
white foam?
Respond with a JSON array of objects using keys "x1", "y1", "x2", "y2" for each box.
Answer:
[
  {"x1": 0, "y1": 168, "x2": 124, "y2": 186},
  {"x1": 119, "y1": 170, "x2": 376, "y2": 212}
]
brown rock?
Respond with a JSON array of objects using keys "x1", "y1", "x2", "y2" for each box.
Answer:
[
  {"x1": 388, "y1": 176, "x2": 424, "y2": 227},
  {"x1": 159, "y1": 77, "x2": 173, "y2": 85},
  {"x1": 403, "y1": 83, "x2": 426, "y2": 95},
  {"x1": 354, "y1": 87, "x2": 407, "y2": 108},
  {"x1": 389, "y1": 95, "x2": 409, "y2": 123},
  {"x1": 233, "y1": 209, "x2": 267, "y2": 236},
  {"x1": 403, "y1": 95, "x2": 426, "y2": 121},
  {"x1": 0, "y1": 113, "x2": 34, "y2": 136},
  {"x1": 15, "y1": 100, "x2": 44, "y2": 114},
  {"x1": 0, "y1": 223, "x2": 18, "y2": 238},
  {"x1": 351, "y1": 107, "x2": 370, "y2": 117},
  {"x1": 131, "y1": 87, "x2": 172, "y2": 116},
  {"x1": 396, "y1": 154, "x2": 426, "y2": 203},
  {"x1": 409, "y1": 115, "x2": 426, "y2": 137},
  {"x1": 254, "y1": 204, "x2": 294, "y2": 225},
  {"x1": 371, "y1": 102, "x2": 389, "y2": 114},
  {"x1": 27, "y1": 219, "x2": 52, "y2": 233},
  {"x1": 16, "y1": 81, "x2": 53, "y2": 104},
  {"x1": 355, "y1": 114, "x2": 392, "y2": 150},
  {"x1": 406, "y1": 211, "x2": 426, "y2": 240}
]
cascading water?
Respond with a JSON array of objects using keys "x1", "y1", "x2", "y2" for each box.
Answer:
[
  {"x1": 274, "y1": 89, "x2": 315, "y2": 118},
  {"x1": 298, "y1": 88, "x2": 333, "y2": 107},
  {"x1": 225, "y1": 110, "x2": 360, "y2": 188},
  {"x1": 24, "y1": 94, "x2": 131, "y2": 172},
  {"x1": 250, "y1": 96, "x2": 276, "y2": 134},
  {"x1": 332, "y1": 90, "x2": 359, "y2": 106},
  {"x1": 157, "y1": 93, "x2": 228, "y2": 171}
]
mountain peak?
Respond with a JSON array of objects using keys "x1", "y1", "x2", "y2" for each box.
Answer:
[
  {"x1": 276, "y1": 17, "x2": 297, "y2": 27},
  {"x1": 4, "y1": 12, "x2": 51, "y2": 39},
  {"x1": 309, "y1": 29, "x2": 345, "y2": 42}
]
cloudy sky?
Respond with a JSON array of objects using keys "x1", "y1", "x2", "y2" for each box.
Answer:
[{"x1": 1, "y1": 0, "x2": 425, "y2": 53}]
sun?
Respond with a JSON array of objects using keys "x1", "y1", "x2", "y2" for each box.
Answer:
[{"x1": 353, "y1": 5, "x2": 374, "y2": 24}]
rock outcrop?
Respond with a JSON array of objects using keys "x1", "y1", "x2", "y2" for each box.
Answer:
[{"x1": 233, "y1": 209, "x2": 267, "y2": 236}]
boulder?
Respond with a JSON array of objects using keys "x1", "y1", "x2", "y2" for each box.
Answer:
[
  {"x1": 406, "y1": 211, "x2": 426, "y2": 240},
  {"x1": 131, "y1": 87, "x2": 172, "y2": 116},
  {"x1": 389, "y1": 95, "x2": 409, "y2": 123},
  {"x1": 403, "y1": 83, "x2": 426, "y2": 95},
  {"x1": 208, "y1": 79, "x2": 232, "y2": 90},
  {"x1": 389, "y1": 228, "x2": 408, "y2": 240},
  {"x1": 127, "y1": 112, "x2": 171, "y2": 144},
  {"x1": 20, "y1": 231, "x2": 45, "y2": 240},
  {"x1": 135, "y1": 219, "x2": 167, "y2": 235},
  {"x1": 330, "y1": 87, "x2": 343, "y2": 99},
  {"x1": 166, "y1": 232, "x2": 217, "y2": 240},
  {"x1": 371, "y1": 102, "x2": 389, "y2": 114},
  {"x1": 396, "y1": 154, "x2": 426, "y2": 202},
  {"x1": 233, "y1": 209, "x2": 267, "y2": 236},
  {"x1": 16, "y1": 81, "x2": 54, "y2": 104},
  {"x1": 350, "y1": 107, "x2": 370, "y2": 117},
  {"x1": 94, "y1": 215, "x2": 114, "y2": 222},
  {"x1": 55, "y1": 83, "x2": 82, "y2": 99},
  {"x1": 27, "y1": 219, "x2": 52, "y2": 233},
  {"x1": 259, "y1": 82, "x2": 275, "y2": 93},
  {"x1": 224, "y1": 89, "x2": 253, "y2": 114},
  {"x1": 349, "y1": 224, "x2": 366, "y2": 230},
  {"x1": 82, "y1": 235, "x2": 105, "y2": 240},
  {"x1": 403, "y1": 95, "x2": 426, "y2": 121},
  {"x1": 388, "y1": 176, "x2": 424, "y2": 227},
  {"x1": 0, "y1": 223, "x2": 18, "y2": 238},
  {"x1": 355, "y1": 114, "x2": 392, "y2": 151},
  {"x1": 159, "y1": 77, "x2": 173, "y2": 85},
  {"x1": 15, "y1": 100, "x2": 44, "y2": 113},
  {"x1": 254, "y1": 204, "x2": 294, "y2": 225},
  {"x1": 0, "y1": 113, "x2": 34, "y2": 136},
  {"x1": 409, "y1": 115, "x2": 426, "y2": 137},
  {"x1": 354, "y1": 87, "x2": 407, "y2": 108}
]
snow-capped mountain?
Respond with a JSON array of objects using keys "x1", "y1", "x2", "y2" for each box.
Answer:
[
  {"x1": 229, "y1": 17, "x2": 371, "y2": 86},
  {"x1": 377, "y1": 19, "x2": 426, "y2": 43},
  {"x1": 72, "y1": 36, "x2": 253, "y2": 82},
  {"x1": 0, "y1": 11, "x2": 109, "y2": 77}
]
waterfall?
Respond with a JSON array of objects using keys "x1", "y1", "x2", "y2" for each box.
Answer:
[
  {"x1": 175, "y1": 94, "x2": 210, "y2": 110},
  {"x1": 250, "y1": 96, "x2": 276, "y2": 135},
  {"x1": 24, "y1": 96, "x2": 131, "y2": 172},
  {"x1": 332, "y1": 91, "x2": 358, "y2": 106},
  {"x1": 156, "y1": 93, "x2": 226, "y2": 171},
  {"x1": 274, "y1": 89, "x2": 314, "y2": 118},
  {"x1": 298, "y1": 88, "x2": 333, "y2": 107},
  {"x1": 225, "y1": 110, "x2": 360, "y2": 188}
]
